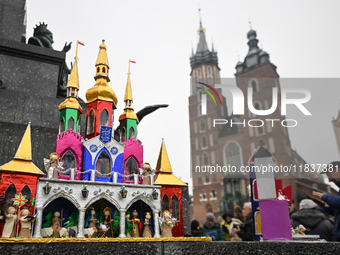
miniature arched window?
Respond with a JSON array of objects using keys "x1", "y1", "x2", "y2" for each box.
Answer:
[
  {"x1": 100, "y1": 109, "x2": 109, "y2": 126},
  {"x1": 171, "y1": 195, "x2": 180, "y2": 221},
  {"x1": 203, "y1": 153, "x2": 209, "y2": 165},
  {"x1": 200, "y1": 119, "x2": 206, "y2": 132},
  {"x1": 60, "y1": 117, "x2": 65, "y2": 133},
  {"x1": 206, "y1": 204, "x2": 213, "y2": 213},
  {"x1": 129, "y1": 127, "x2": 135, "y2": 139},
  {"x1": 97, "y1": 67, "x2": 100, "y2": 73},
  {"x1": 62, "y1": 150, "x2": 76, "y2": 176},
  {"x1": 121, "y1": 127, "x2": 126, "y2": 142},
  {"x1": 225, "y1": 142, "x2": 242, "y2": 172},
  {"x1": 201, "y1": 136, "x2": 207, "y2": 149},
  {"x1": 87, "y1": 109, "x2": 95, "y2": 135},
  {"x1": 162, "y1": 194, "x2": 170, "y2": 213},
  {"x1": 4, "y1": 184, "x2": 16, "y2": 209},
  {"x1": 102, "y1": 67, "x2": 106, "y2": 73},
  {"x1": 20, "y1": 185, "x2": 31, "y2": 204},
  {"x1": 96, "y1": 151, "x2": 111, "y2": 176},
  {"x1": 251, "y1": 80, "x2": 258, "y2": 92},
  {"x1": 124, "y1": 157, "x2": 138, "y2": 182},
  {"x1": 67, "y1": 117, "x2": 74, "y2": 130}
]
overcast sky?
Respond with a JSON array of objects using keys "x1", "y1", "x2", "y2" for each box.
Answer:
[{"x1": 26, "y1": 0, "x2": 340, "y2": 194}]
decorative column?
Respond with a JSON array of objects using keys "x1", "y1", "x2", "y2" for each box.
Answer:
[
  {"x1": 133, "y1": 174, "x2": 138, "y2": 184},
  {"x1": 33, "y1": 207, "x2": 44, "y2": 238},
  {"x1": 70, "y1": 168, "x2": 75, "y2": 180},
  {"x1": 77, "y1": 208, "x2": 86, "y2": 238},
  {"x1": 113, "y1": 172, "x2": 118, "y2": 183},
  {"x1": 118, "y1": 209, "x2": 126, "y2": 238},
  {"x1": 91, "y1": 169, "x2": 96, "y2": 181},
  {"x1": 153, "y1": 209, "x2": 161, "y2": 237},
  {"x1": 150, "y1": 174, "x2": 154, "y2": 186}
]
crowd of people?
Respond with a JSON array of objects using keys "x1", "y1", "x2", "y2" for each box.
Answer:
[{"x1": 187, "y1": 162, "x2": 340, "y2": 241}]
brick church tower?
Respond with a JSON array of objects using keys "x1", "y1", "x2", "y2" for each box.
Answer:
[{"x1": 189, "y1": 19, "x2": 307, "y2": 225}]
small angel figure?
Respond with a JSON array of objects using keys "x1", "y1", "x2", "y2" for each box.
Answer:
[
  {"x1": 159, "y1": 210, "x2": 177, "y2": 237},
  {"x1": 2, "y1": 206, "x2": 17, "y2": 238},
  {"x1": 142, "y1": 162, "x2": 152, "y2": 185},
  {"x1": 44, "y1": 152, "x2": 64, "y2": 179}
]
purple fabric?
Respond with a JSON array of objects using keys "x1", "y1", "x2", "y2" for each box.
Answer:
[{"x1": 259, "y1": 200, "x2": 292, "y2": 240}]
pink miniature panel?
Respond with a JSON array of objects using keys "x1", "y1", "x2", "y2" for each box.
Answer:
[
  {"x1": 55, "y1": 129, "x2": 84, "y2": 180},
  {"x1": 122, "y1": 138, "x2": 143, "y2": 184}
]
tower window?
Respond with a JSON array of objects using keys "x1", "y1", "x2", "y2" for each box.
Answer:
[
  {"x1": 162, "y1": 194, "x2": 170, "y2": 213},
  {"x1": 20, "y1": 185, "x2": 31, "y2": 205},
  {"x1": 97, "y1": 67, "x2": 100, "y2": 73},
  {"x1": 203, "y1": 153, "x2": 209, "y2": 165},
  {"x1": 200, "y1": 119, "x2": 206, "y2": 132},
  {"x1": 225, "y1": 142, "x2": 242, "y2": 172},
  {"x1": 171, "y1": 195, "x2": 180, "y2": 221},
  {"x1": 129, "y1": 127, "x2": 135, "y2": 139},
  {"x1": 208, "y1": 66, "x2": 211, "y2": 76},
  {"x1": 87, "y1": 109, "x2": 95, "y2": 134},
  {"x1": 100, "y1": 109, "x2": 109, "y2": 126},
  {"x1": 62, "y1": 150, "x2": 76, "y2": 176},
  {"x1": 60, "y1": 117, "x2": 65, "y2": 133},
  {"x1": 197, "y1": 69, "x2": 201, "y2": 78},
  {"x1": 258, "y1": 122, "x2": 264, "y2": 135},
  {"x1": 201, "y1": 136, "x2": 207, "y2": 149},
  {"x1": 102, "y1": 67, "x2": 106, "y2": 73},
  {"x1": 198, "y1": 172, "x2": 202, "y2": 185},
  {"x1": 96, "y1": 151, "x2": 111, "y2": 176},
  {"x1": 211, "y1": 190, "x2": 216, "y2": 198},
  {"x1": 121, "y1": 127, "x2": 126, "y2": 142},
  {"x1": 67, "y1": 117, "x2": 74, "y2": 130},
  {"x1": 205, "y1": 174, "x2": 210, "y2": 184},
  {"x1": 251, "y1": 79, "x2": 258, "y2": 92},
  {"x1": 124, "y1": 157, "x2": 138, "y2": 182},
  {"x1": 206, "y1": 204, "x2": 212, "y2": 213}
]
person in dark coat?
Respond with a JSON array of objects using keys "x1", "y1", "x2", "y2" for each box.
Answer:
[
  {"x1": 202, "y1": 213, "x2": 225, "y2": 241},
  {"x1": 313, "y1": 162, "x2": 340, "y2": 241},
  {"x1": 190, "y1": 220, "x2": 205, "y2": 237},
  {"x1": 289, "y1": 199, "x2": 297, "y2": 218},
  {"x1": 235, "y1": 202, "x2": 254, "y2": 241},
  {"x1": 291, "y1": 199, "x2": 333, "y2": 241}
]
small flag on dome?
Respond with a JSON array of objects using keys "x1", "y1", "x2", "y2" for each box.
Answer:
[
  {"x1": 78, "y1": 41, "x2": 85, "y2": 46},
  {"x1": 130, "y1": 60, "x2": 136, "y2": 63}
]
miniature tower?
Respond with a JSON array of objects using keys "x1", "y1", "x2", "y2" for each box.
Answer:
[
  {"x1": 58, "y1": 45, "x2": 83, "y2": 133},
  {"x1": 85, "y1": 40, "x2": 118, "y2": 139},
  {"x1": 154, "y1": 139, "x2": 187, "y2": 237},
  {"x1": 0, "y1": 123, "x2": 44, "y2": 231},
  {"x1": 119, "y1": 59, "x2": 139, "y2": 142}
]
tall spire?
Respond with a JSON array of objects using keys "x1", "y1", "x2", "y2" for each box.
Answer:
[
  {"x1": 196, "y1": 9, "x2": 208, "y2": 53},
  {"x1": 0, "y1": 123, "x2": 44, "y2": 175},
  {"x1": 124, "y1": 59, "x2": 133, "y2": 107},
  {"x1": 119, "y1": 59, "x2": 138, "y2": 124},
  {"x1": 155, "y1": 138, "x2": 172, "y2": 173},
  {"x1": 86, "y1": 40, "x2": 118, "y2": 107},
  {"x1": 153, "y1": 139, "x2": 186, "y2": 186},
  {"x1": 59, "y1": 45, "x2": 83, "y2": 113},
  {"x1": 14, "y1": 123, "x2": 32, "y2": 160}
]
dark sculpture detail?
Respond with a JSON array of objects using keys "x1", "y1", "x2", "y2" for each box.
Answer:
[{"x1": 28, "y1": 22, "x2": 72, "y2": 98}]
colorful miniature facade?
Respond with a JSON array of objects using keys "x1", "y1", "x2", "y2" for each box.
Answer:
[
  {"x1": 0, "y1": 40, "x2": 187, "y2": 239},
  {"x1": 0, "y1": 124, "x2": 45, "y2": 236},
  {"x1": 154, "y1": 140, "x2": 187, "y2": 237}
]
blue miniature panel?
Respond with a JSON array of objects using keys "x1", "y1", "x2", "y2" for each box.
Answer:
[
  {"x1": 100, "y1": 126, "x2": 112, "y2": 144},
  {"x1": 90, "y1": 144, "x2": 98, "y2": 153},
  {"x1": 111, "y1": 147, "x2": 118, "y2": 155}
]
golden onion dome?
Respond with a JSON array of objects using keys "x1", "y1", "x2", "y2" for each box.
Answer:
[
  {"x1": 119, "y1": 108, "x2": 139, "y2": 123},
  {"x1": 59, "y1": 97, "x2": 83, "y2": 113},
  {"x1": 86, "y1": 77, "x2": 118, "y2": 105}
]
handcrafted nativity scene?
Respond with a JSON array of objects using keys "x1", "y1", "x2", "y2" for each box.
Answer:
[{"x1": 0, "y1": 41, "x2": 187, "y2": 239}]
